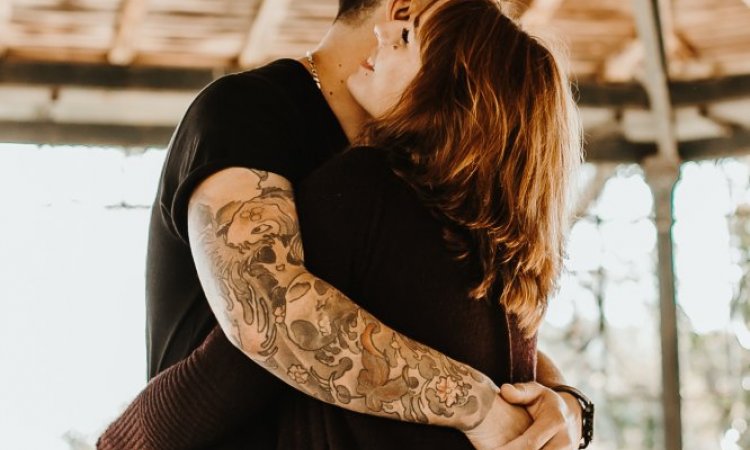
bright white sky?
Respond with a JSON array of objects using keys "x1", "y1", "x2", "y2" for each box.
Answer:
[
  {"x1": 0, "y1": 143, "x2": 745, "y2": 449},
  {"x1": 0, "y1": 144, "x2": 163, "y2": 449}
]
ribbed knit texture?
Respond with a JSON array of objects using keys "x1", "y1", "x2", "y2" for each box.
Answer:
[
  {"x1": 96, "y1": 399, "x2": 148, "y2": 450},
  {"x1": 97, "y1": 326, "x2": 279, "y2": 449}
]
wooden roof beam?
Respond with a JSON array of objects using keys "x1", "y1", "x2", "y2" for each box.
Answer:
[
  {"x1": 603, "y1": 34, "x2": 708, "y2": 83},
  {"x1": 0, "y1": 0, "x2": 11, "y2": 58},
  {"x1": 603, "y1": 38, "x2": 644, "y2": 82},
  {"x1": 3, "y1": 61, "x2": 750, "y2": 108},
  {"x1": 108, "y1": 0, "x2": 149, "y2": 65},
  {"x1": 1, "y1": 117, "x2": 748, "y2": 162},
  {"x1": 520, "y1": 0, "x2": 565, "y2": 28},
  {"x1": 238, "y1": 0, "x2": 294, "y2": 68},
  {"x1": 0, "y1": 61, "x2": 219, "y2": 90},
  {"x1": 0, "y1": 120, "x2": 175, "y2": 147}
]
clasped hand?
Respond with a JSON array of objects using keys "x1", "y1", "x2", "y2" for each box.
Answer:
[{"x1": 464, "y1": 382, "x2": 581, "y2": 450}]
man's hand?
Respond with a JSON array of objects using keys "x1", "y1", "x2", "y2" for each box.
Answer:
[
  {"x1": 463, "y1": 394, "x2": 533, "y2": 450},
  {"x1": 498, "y1": 382, "x2": 581, "y2": 450}
]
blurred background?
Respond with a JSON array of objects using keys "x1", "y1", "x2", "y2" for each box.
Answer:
[{"x1": 1, "y1": 0, "x2": 750, "y2": 449}]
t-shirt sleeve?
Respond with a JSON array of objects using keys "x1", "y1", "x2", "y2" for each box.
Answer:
[{"x1": 163, "y1": 73, "x2": 304, "y2": 243}]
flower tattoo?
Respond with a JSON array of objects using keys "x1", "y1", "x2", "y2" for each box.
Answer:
[
  {"x1": 288, "y1": 364, "x2": 310, "y2": 384},
  {"x1": 435, "y1": 376, "x2": 467, "y2": 407},
  {"x1": 274, "y1": 306, "x2": 285, "y2": 324}
]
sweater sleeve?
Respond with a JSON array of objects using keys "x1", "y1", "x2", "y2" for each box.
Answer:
[{"x1": 97, "y1": 326, "x2": 284, "y2": 450}]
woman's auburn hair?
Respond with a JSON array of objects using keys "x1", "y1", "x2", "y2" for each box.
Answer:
[{"x1": 362, "y1": 0, "x2": 583, "y2": 338}]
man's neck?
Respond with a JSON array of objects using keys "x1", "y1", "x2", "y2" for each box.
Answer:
[{"x1": 301, "y1": 24, "x2": 374, "y2": 143}]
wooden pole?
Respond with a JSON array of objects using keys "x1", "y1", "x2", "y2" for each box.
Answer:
[
  {"x1": 632, "y1": 0, "x2": 683, "y2": 448},
  {"x1": 643, "y1": 158, "x2": 682, "y2": 450}
]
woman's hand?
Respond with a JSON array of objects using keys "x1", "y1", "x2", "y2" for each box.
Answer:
[{"x1": 464, "y1": 394, "x2": 533, "y2": 450}]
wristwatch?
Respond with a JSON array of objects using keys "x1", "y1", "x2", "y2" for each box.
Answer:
[{"x1": 551, "y1": 384, "x2": 594, "y2": 449}]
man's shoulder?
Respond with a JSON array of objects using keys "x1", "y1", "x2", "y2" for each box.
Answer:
[{"x1": 189, "y1": 59, "x2": 305, "y2": 116}]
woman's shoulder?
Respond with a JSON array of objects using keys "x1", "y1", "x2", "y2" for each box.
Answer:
[
  {"x1": 330, "y1": 145, "x2": 392, "y2": 172},
  {"x1": 301, "y1": 146, "x2": 397, "y2": 192}
]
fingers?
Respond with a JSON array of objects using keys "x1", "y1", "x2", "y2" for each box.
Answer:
[
  {"x1": 541, "y1": 440, "x2": 577, "y2": 450},
  {"x1": 500, "y1": 382, "x2": 546, "y2": 405},
  {"x1": 541, "y1": 433, "x2": 577, "y2": 450},
  {"x1": 500, "y1": 417, "x2": 561, "y2": 450},
  {"x1": 500, "y1": 434, "x2": 575, "y2": 450}
]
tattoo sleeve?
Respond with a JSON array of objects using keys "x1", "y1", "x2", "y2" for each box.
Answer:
[{"x1": 187, "y1": 168, "x2": 499, "y2": 431}]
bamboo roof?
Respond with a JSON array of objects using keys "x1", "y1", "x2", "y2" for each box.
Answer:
[
  {"x1": 0, "y1": 0, "x2": 749, "y2": 156},
  {"x1": 2, "y1": 0, "x2": 750, "y2": 80}
]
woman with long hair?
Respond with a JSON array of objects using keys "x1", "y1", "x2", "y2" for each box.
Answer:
[
  {"x1": 187, "y1": 0, "x2": 583, "y2": 448},
  {"x1": 191, "y1": 0, "x2": 581, "y2": 448},
  {"x1": 104, "y1": 0, "x2": 583, "y2": 448},
  {"x1": 352, "y1": 0, "x2": 581, "y2": 340}
]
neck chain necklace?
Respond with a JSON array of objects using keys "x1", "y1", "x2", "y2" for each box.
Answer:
[{"x1": 305, "y1": 51, "x2": 322, "y2": 91}]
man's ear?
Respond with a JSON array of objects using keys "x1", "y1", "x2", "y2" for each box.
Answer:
[{"x1": 386, "y1": 0, "x2": 412, "y2": 21}]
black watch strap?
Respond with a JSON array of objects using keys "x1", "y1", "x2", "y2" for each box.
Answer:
[{"x1": 551, "y1": 384, "x2": 594, "y2": 449}]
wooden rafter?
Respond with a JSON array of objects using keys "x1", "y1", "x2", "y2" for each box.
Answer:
[
  {"x1": 5, "y1": 61, "x2": 750, "y2": 107},
  {"x1": 108, "y1": 0, "x2": 149, "y2": 65},
  {"x1": 0, "y1": 120, "x2": 175, "y2": 147},
  {"x1": 0, "y1": 61, "x2": 218, "y2": 90},
  {"x1": 0, "y1": 0, "x2": 11, "y2": 57},
  {"x1": 603, "y1": 38, "x2": 644, "y2": 82},
  {"x1": 666, "y1": 31, "x2": 714, "y2": 79},
  {"x1": 606, "y1": 1, "x2": 711, "y2": 82},
  {"x1": 603, "y1": 35, "x2": 705, "y2": 82},
  {"x1": 238, "y1": 0, "x2": 294, "y2": 68},
  {"x1": 3, "y1": 110, "x2": 748, "y2": 161},
  {"x1": 519, "y1": 0, "x2": 565, "y2": 28}
]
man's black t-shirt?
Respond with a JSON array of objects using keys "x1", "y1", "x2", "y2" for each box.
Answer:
[
  {"x1": 146, "y1": 59, "x2": 348, "y2": 448},
  {"x1": 147, "y1": 59, "x2": 347, "y2": 377}
]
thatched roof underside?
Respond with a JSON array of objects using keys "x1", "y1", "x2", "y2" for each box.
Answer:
[
  {"x1": 3, "y1": 0, "x2": 750, "y2": 78},
  {"x1": 0, "y1": 0, "x2": 749, "y2": 160}
]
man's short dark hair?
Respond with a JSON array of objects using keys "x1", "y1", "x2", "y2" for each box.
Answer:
[{"x1": 336, "y1": 0, "x2": 384, "y2": 23}]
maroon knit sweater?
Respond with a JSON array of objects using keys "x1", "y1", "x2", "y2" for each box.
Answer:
[{"x1": 97, "y1": 326, "x2": 274, "y2": 449}]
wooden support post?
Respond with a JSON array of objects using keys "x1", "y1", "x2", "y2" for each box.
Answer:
[
  {"x1": 633, "y1": 0, "x2": 683, "y2": 448},
  {"x1": 643, "y1": 158, "x2": 682, "y2": 450},
  {"x1": 633, "y1": 0, "x2": 679, "y2": 163}
]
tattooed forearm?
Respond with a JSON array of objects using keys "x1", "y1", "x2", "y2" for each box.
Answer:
[{"x1": 188, "y1": 170, "x2": 498, "y2": 431}]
